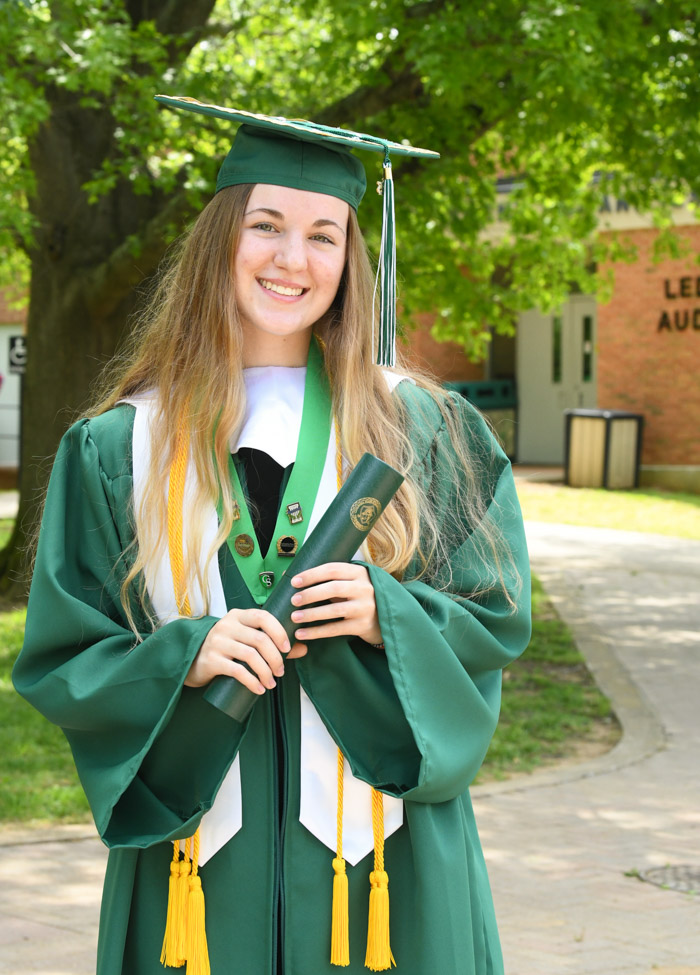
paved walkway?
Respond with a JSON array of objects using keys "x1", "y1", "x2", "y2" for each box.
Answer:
[
  {"x1": 475, "y1": 523, "x2": 700, "y2": 975},
  {"x1": 1, "y1": 521, "x2": 699, "y2": 974}
]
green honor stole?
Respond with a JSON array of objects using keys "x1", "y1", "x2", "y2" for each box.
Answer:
[{"x1": 222, "y1": 339, "x2": 332, "y2": 605}]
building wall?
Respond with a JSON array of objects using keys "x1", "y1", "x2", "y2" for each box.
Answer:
[
  {"x1": 402, "y1": 313, "x2": 485, "y2": 383},
  {"x1": 0, "y1": 287, "x2": 25, "y2": 472},
  {"x1": 0, "y1": 291, "x2": 25, "y2": 326},
  {"x1": 597, "y1": 226, "x2": 700, "y2": 466}
]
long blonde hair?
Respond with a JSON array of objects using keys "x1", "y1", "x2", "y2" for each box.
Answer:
[{"x1": 92, "y1": 184, "x2": 515, "y2": 627}]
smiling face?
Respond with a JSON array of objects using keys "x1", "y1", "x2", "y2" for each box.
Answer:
[{"x1": 233, "y1": 183, "x2": 350, "y2": 365}]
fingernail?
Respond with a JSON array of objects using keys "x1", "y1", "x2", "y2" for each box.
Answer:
[
  {"x1": 291, "y1": 611, "x2": 302, "y2": 622},
  {"x1": 275, "y1": 666, "x2": 285, "y2": 677},
  {"x1": 283, "y1": 640, "x2": 291, "y2": 652},
  {"x1": 292, "y1": 575, "x2": 303, "y2": 586},
  {"x1": 296, "y1": 629, "x2": 306, "y2": 639},
  {"x1": 256, "y1": 683, "x2": 266, "y2": 695},
  {"x1": 291, "y1": 594, "x2": 302, "y2": 605},
  {"x1": 266, "y1": 678, "x2": 277, "y2": 690}
]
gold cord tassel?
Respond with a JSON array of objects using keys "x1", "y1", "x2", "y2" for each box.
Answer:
[
  {"x1": 161, "y1": 421, "x2": 193, "y2": 970},
  {"x1": 331, "y1": 748, "x2": 350, "y2": 966},
  {"x1": 161, "y1": 842, "x2": 186, "y2": 967},
  {"x1": 331, "y1": 858, "x2": 350, "y2": 966},
  {"x1": 186, "y1": 831, "x2": 211, "y2": 975},
  {"x1": 175, "y1": 838, "x2": 192, "y2": 966},
  {"x1": 162, "y1": 428, "x2": 206, "y2": 970},
  {"x1": 365, "y1": 789, "x2": 395, "y2": 971}
]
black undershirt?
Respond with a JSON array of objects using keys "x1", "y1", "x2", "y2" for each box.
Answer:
[{"x1": 235, "y1": 447, "x2": 292, "y2": 556}]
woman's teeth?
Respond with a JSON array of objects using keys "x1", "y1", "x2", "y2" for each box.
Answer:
[{"x1": 259, "y1": 279, "x2": 304, "y2": 296}]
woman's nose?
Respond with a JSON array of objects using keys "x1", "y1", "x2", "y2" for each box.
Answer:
[{"x1": 274, "y1": 232, "x2": 307, "y2": 272}]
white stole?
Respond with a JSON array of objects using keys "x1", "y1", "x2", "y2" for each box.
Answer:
[{"x1": 125, "y1": 369, "x2": 406, "y2": 866}]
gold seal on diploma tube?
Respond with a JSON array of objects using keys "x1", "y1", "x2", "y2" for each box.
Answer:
[{"x1": 349, "y1": 497, "x2": 382, "y2": 531}]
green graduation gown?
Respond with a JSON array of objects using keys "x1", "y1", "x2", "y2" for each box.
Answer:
[{"x1": 13, "y1": 382, "x2": 531, "y2": 975}]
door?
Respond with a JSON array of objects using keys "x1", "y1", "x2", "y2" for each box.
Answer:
[{"x1": 516, "y1": 296, "x2": 597, "y2": 464}]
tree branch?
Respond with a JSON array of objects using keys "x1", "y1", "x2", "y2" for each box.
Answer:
[
  {"x1": 124, "y1": 0, "x2": 217, "y2": 35},
  {"x1": 184, "y1": 16, "x2": 250, "y2": 42},
  {"x1": 313, "y1": 62, "x2": 426, "y2": 127},
  {"x1": 125, "y1": 0, "x2": 220, "y2": 68},
  {"x1": 404, "y1": 0, "x2": 448, "y2": 18}
]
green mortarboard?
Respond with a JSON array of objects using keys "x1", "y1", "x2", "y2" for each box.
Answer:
[{"x1": 155, "y1": 95, "x2": 439, "y2": 367}]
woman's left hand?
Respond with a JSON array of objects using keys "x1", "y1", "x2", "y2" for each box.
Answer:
[{"x1": 289, "y1": 562, "x2": 382, "y2": 650}]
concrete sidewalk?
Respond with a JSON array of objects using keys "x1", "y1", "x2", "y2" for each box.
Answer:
[
  {"x1": 1, "y1": 521, "x2": 699, "y2": 974},
  {"x1": 474, "y1": 523, "x2": 700, "y2": 975}
]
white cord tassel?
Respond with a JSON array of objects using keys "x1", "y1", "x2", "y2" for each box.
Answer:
[{"x1": 377, "y1": 158, "x2": 396, "y2": 368}]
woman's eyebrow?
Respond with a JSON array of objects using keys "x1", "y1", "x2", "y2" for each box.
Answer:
[
  {"x1": 313, "y1": 218, "x2": 347, "y2": 237},
  {"x1": 245, "y1": 208, "x2": 346, "y2": 236},
  {"x1": 245, "y1": 207, "x2": 284, "y2": 219}
]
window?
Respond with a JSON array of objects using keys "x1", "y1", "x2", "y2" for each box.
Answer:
[
  {"x1": 552, "y1": 315, "x2": 562, "y2": 383},
  {"x1": 582, "y1": 315, "x2": 593, "y2": 382}
]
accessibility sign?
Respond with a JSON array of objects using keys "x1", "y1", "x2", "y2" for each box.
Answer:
[{"x1": 9, "y1": 336, "x2": 26, "y2": 375}]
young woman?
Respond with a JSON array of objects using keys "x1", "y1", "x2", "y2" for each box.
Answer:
[{"x1": 14, "y1": 101, "x2": 531, "y2": 975}]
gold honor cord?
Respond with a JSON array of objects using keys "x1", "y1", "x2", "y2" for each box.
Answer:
[
  {"x1": 162, "y1": 427, "x2": 210, "y2": 975},
  {"x1": 331, "y1": 422, "x2": 394, "y2": 971}
]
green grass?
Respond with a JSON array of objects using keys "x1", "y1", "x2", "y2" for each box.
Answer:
[
  {"x1": 0, "y1": 607, "x2": 90, "y2": 824},
  {"x1": 516, "y1": 482, "x2": 700, "y2": 540},
  {"x1": 0, "y1": 518, "x2": 14, "y2": 548},
  {"x1": 478, "y1": 575, "x2": 618, "y2": 781}
]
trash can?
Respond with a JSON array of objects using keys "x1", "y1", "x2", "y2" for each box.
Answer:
[
  {"x1": 446, "y1": 380, "x2": 517, "y2": 459},
  {"x1": 564, "y1": 409, "x2": 644, "y2": 489}
]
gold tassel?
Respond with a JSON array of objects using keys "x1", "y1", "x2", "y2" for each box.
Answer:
[
  {"x1": 185, "y1": 830, "x2": 210, "y2": 975},
  {"x1": 165, "y1": 431, "x2": 208, "y2": 972},
  {"x1": 161, "y1": 843, "x2": 185, "y2": 968},
  {"x1": 331, "y1": 856, "x2": 350, "y2": 966},
  {"x1": 364, "y1": 789, "x2": 395, "y2": 971},
  {"x1": 365, "y1": 870, "x2": 394, "y2": 971},
  {"x1": 174, "y1": 839, "x2": 192, "y2": 966},
  {"x1": 331, "y1": 747, "x2": 350, "y2": 966}
]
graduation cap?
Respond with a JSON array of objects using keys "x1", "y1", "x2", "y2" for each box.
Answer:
[{"x1": 155, "y1": 94, "x2": 439, "y2": 368}]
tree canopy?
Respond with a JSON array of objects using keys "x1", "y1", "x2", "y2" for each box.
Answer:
[
  {"x1": 5, "y1": 1, "x2": 700, "y2": 346},
  {"x1": 0, "y1": 0, "x2": 699, "y2": 590}
]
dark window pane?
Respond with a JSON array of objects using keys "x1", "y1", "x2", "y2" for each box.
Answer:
[
  {"x1": 552, "y1": 315, "x2": 562, "y2": 383},
  {"x1": 582, "y1": 314, "x2": 593, "y2": 382}
]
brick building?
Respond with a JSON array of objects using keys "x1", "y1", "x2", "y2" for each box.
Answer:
[
  {"x1": 597, "y1": 223, "x2": 700, "y2": 479},
  {"x1": 403, "y1": 203, "x2": 700, "y2": 492}
]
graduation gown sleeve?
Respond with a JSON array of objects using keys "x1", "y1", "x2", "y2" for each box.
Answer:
[
  {"x1": 295, "y1": 385, "x2": 531, "y2": 802},
  {"x1": 12, "y1": 408, "x2": 244, "y2": 848}
]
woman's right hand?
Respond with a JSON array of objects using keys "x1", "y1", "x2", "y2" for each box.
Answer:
[{"x1": 185, "y1": 608, "x2": 307, "y2": 693}]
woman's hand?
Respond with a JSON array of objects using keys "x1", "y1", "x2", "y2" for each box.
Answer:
[
  {"x1": 185, "y1": 608, "x2": 307, "y2": 693},
  {"x1": 289, "y1": 562, "x2": 383, "y2": 650}
]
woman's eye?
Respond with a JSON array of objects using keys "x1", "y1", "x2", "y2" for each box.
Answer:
[
  {"x1": 311, "y1": 233, "x2": 334, "y2": 244},
  {"x1": 253, "y1": 222, "x2": 277, "y2": 232}
]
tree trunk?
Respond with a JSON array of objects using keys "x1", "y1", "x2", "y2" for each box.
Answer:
[
  {"x1": 0, "y1": 0, "x2": 218, "y2": 600},
  {"x1": 0, "y1": 255, "x2": 148, "y2": 600},
  {"x1": 0, "y1": 98, "x2": 169, "y2": 600}
]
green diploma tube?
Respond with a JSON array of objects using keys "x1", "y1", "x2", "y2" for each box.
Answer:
[{"x1": 204, "y1": 452, "x2": 404, "y2": 722}]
